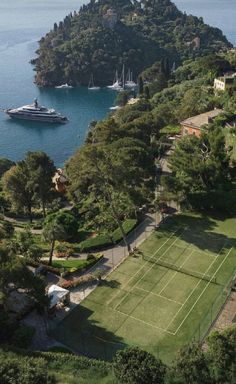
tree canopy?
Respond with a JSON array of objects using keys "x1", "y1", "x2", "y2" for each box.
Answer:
[
  {"x1": 34, "y1": 0, "x2": 231, "y2": 87},
  {"x1": 114, "y1": 347, "x2": 166, "y2": 384},
  {"x1": 163, "y1": 126, "x2": 230, "y2": 195},
  {"x1": 2, "y1": 151, "x2": 56, "y2": 220}
]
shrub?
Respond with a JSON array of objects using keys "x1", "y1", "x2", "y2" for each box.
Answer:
[
  {"x1": 60, "y1": 279, "x2": 74, "y2": 289},
  {"x1": 44, "y1": 211, "x2": 78, "y2": 240},
  {"x1": 11, "y1": 325, "x2": 35, "y2": 349},
  {"x1": 187, "y1": 190, "x2": 236, "y2": 215},
  {"x1": 112, "y1": 219, "x2": 137, "y2": 242},
  {"x1": 27, "y1": 244, "x2": 44, "y2": 261},
  {"x1": 79, "y1": 219, "x2": 137, "y2": 252},
  {"x1": 2, "y1": 221, "x2": 14, "y2": 237},
  {"x1": 47, "y1": 346, "x2": 73, "y2": 354},
  {"x1": 0, "y1": 352, "x2": 55, "y2": 384},
  {"x1": 60, "y1": 274, "x2": 97, "y2": 289},
  {"x1": 87, "y1": 253, "x2": 97, "y2": 262},
  {"x1": 114, "y1": 347, "x2": 166, "y2": 384},
  {"x1": 54, "y1": 242, "x2": 74, "y2": 258}
]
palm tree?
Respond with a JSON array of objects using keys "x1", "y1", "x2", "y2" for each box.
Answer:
[{"x1": 42, "y1": 220, "x2": 66, "y2": 266}]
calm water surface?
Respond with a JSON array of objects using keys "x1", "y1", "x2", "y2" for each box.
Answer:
[
  {"x1": 0, "y1": 0, "x2": 115, "y2": 166},
  {"x1": 0, "y1": 0, "x2": 235, "y2": 165}
]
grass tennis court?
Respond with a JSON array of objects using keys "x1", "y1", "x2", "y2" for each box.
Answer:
[{"x1": 52, "y1": 214, "x2": 236, "y2": 363}]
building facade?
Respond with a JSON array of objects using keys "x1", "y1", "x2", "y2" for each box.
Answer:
[{"x1": 181, "y1": 109, "x2": 223, "y2": 137}]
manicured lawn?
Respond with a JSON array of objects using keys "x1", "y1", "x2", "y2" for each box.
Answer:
[
  {"x1": 52, "y1": 213, "x2": 236, "y2": 363},
  {"x1": 33, "y1": 218, "x2": 137, "y2": 254},
  {"x1": 52, "y1": 259, "x2": 90, "y2": 272}
]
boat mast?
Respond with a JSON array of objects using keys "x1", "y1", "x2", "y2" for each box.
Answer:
[{"x1": 122, "y1": 64, "x2": 125, "y2": 89}]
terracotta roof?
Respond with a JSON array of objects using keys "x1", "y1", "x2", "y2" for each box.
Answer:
[{"x1": 181, "y1": 109, "x2": 223, "y2": 130}]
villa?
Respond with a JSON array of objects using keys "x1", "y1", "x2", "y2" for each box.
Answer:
[
  {"x1": 181, "y1": 109, "x2": 223, "y2": 137},
  {"x1": 214, "y1": 72, "x2": 236, "y2": 92}
]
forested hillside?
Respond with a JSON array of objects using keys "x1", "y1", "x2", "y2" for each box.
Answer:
[{"x1": 33, "y1": 0, "x2": 231, "y2": 86}]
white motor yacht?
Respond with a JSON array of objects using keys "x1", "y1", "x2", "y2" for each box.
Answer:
[{"x1": 6, "y1": 99, "x2": 68, "y2": 124}]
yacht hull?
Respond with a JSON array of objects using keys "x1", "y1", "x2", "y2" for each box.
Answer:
[{"x1": 6, "y1": 112, "x2": 68, "y2": 124}]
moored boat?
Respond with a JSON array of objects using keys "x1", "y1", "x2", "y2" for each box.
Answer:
[
  {"x1": 55, "y1": 83, "x2": 73, "y2": 89},
  {"x1": 125, "y1": 69, "x2": 137, "y2": 88},
  {"x1": 6, "y1": 99, "x2": 68, "y2": 124},
  {"x1": 107, "y1": 70, "x2": 123, "y2": 91},
  {"x1": 88, "y1": 74, "x2": 101, "y2": 90}
]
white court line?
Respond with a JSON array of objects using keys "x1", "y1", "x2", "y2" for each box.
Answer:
[
  {"x1": 113, "y1": 231, "x2": 185, "y2": 310},
  {"x1": 174, "y1": 241, "x2": 220, "y2": 259},
  {"x1": 135, "y1": 286, "x2": 183, "y2": 305},
  {"x1": 173, "y1": 245, "x2": 234, "y2": 335},
  {"x1": 166, "y1": 242, "x2": 229, "y2": 332},
  {"x1": 115, "y1": 308, "x2": 175, "y2": 335},
  {"x1": 107, "y1": 228, "x2": 181, "y2": 306},
  {"x1": 158, "y1": 249, "x2": 194, "y2": 296}
]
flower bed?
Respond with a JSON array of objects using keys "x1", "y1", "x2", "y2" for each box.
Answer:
[{"x1": 59, "y1": 274, "x2": 96, "y2": 289}]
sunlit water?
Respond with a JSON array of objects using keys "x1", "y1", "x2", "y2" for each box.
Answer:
[
  {"x1": 0, "y1": 0, "x2": 115, "y2": 166},
  {"x1": 0, "y1": 0, "x2": 234, "y2": 165}
]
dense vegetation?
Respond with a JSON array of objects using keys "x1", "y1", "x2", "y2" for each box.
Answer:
[
  {"x1": 33, "y1": 0, "x2": 231, "y2": 86},
  {"x1": 1, "y1": 325, "x2": 236, "y2": 383},
  {"x1": 1, "y1": 1, "x2": 236, "y2": 380}
]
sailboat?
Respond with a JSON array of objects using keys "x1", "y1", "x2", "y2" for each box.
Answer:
[
  {"x1": 55, "y1": 83, "x2": 73, "y2": 89},
  {"x1": 107, "y1": 70, "x2": 123, "y2": 91},
  {"x1": 171, "y1": 61, "x2": 176, "y2": 74},
  {"x1": 125, "y1": 69, "x2": 137, "y2": 88},
  {"x1": 88, "y1": 74, "x2": 101, "y2": 90}
]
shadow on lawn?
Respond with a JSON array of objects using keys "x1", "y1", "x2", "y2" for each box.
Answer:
[
  {"x1": 99, "y1": 279, "x2": 121, "y2": 289},
  {"x1": 159, "y1": 214, "x2": 236, "y2": 254},
  {"x1": 52, "y1": 304, "x2": 126, "y2": 361}
]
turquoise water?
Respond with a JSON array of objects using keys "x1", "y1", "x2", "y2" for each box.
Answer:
[
  {"x1": 0, "y1": 0, "x2": 115, "y2": 166},
  {"x1": 0, "y1": 1, "x2": 235, "y2": 165}
]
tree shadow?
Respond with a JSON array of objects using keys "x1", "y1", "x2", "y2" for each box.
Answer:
[
  {"x1": 158, "y1": 213, "x2": 235, "y2": 254},
  {"x1": 99, "y1": 279, "x2": 121, "y2": 289},
  {"x1": 51, "y1": 304, "x2": 126, "y2": 361}
]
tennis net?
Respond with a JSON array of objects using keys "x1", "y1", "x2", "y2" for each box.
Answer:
[{"x1": 143, "y1": 255, "x2": 217, "y2": 284}]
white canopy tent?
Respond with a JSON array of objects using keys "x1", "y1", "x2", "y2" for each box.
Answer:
[{"x1": 48, "y1": 284, "x2": 70, "y2": 309}]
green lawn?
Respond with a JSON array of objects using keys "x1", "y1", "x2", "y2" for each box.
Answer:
[
  {"x1": 52, "y1": 259, "x2": 90, "y2": 272},
  {"x1": 52, "y1": 213, "x2": 236, "y2": 363}
]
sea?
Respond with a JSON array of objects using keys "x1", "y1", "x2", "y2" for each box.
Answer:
[{"x1": 0, "y1": 0, "x2": 235, "y2": 166}]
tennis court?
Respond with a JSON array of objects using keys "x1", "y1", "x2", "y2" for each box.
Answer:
[{"x1": 53, "y1": 214, "x2": 236, "y2": 362}]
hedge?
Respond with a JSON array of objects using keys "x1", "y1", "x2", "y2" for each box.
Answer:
[
  {"x1": 78, "y1": 219, "x2": 137, "y2": 252},
  {"x1": 187, "y1": 190, "x2": 236, "y2": 215}
]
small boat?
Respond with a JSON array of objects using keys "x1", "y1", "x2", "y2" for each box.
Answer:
[
  {"x1": 109, "y1": 105, "x2": 121, "y2": 111},
  {"x1": 88, "y1": 74, "x2": 101, "y2": 90},
  {"x1": 6, "y1": 99, "x2": 68, "y2": 124},
  {"x1": 107, "y1": 70, "x2": 123, "y2": 91},
  {"x1": 125, "y1": 69, "x2": 137, "y2": 88},
  {"x1": 55, "y1": 83, "x2": 73, "y2": 89}
]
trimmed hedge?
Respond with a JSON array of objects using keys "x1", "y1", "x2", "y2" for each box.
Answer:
[
  {"x1": 79, "y1": 219, "x2": 137, "y2": 252},
  {"x1": 187, "y1": 190, "x2": 236, "y2": 215}
]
